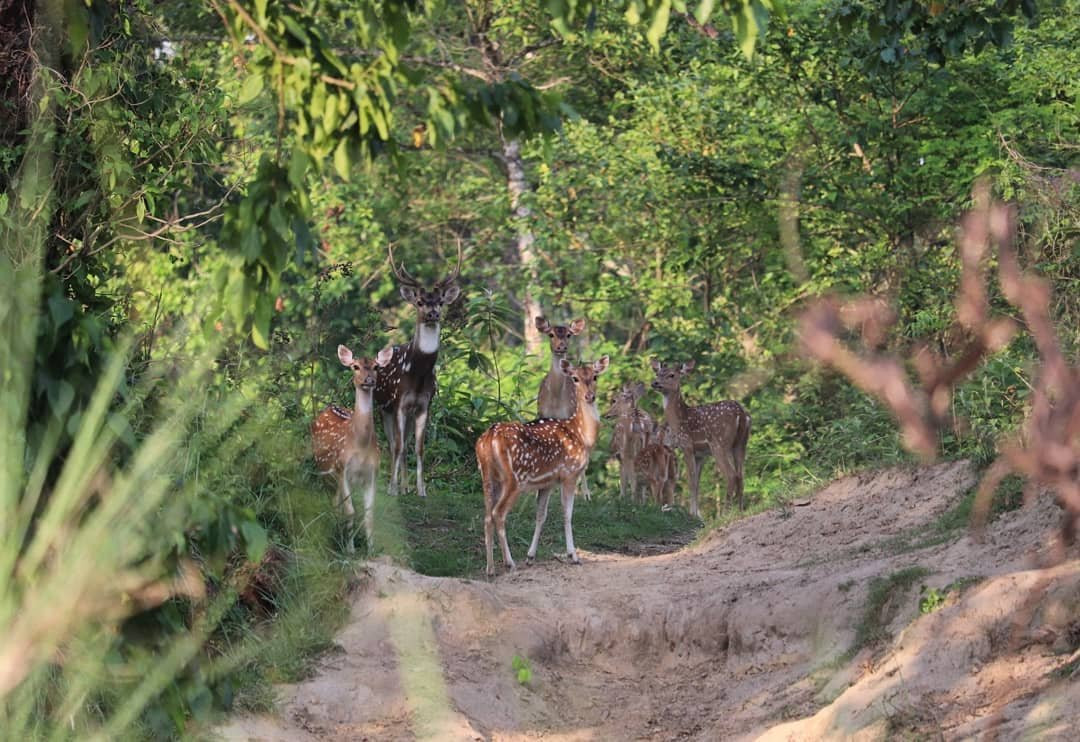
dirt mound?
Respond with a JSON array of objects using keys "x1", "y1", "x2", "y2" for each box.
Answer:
[{"x1": 215, "y1": 461, "x2": 1080, "y2": 741}]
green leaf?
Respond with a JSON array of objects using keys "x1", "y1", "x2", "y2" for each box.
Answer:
[
  {"x1": 252, "y1": 293, "x2": 272, "y2": 350},
  {"x1": 646, "y1": 0, "x2": 672, "y2": 52},
  {"x1": 333, "y1": 137, "x2": 352, "y2": 180},
  {"x1": 48, "y1": 294, "x2": 74, "y2": 327},
  {"x1": 694, "y1": 0, "x2": 716, "y2": 25},
  {"x1": 323, "y1": 91, "x2": 341, "y2": 132},
  {"x1": 227, "y1": 267, "x2": 247, "y2": 325},
  {"x1": 240, "y1": 520, "x2": 269, "y2": 562},
  {"x1": 238, "y1": 72, "x2": 264, "y2": 105},
  {"x1": 50, "y1": 379, "x2": 75, "y2": 417}
]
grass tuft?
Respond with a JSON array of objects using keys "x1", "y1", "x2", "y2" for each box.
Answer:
[{"x1": 851, "y1": 566, "x2": 933, "y2": 655}]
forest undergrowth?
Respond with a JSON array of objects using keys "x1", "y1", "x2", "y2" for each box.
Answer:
[{"x1": 2, "y1": 0, "x2": 1077, "y2": 738}]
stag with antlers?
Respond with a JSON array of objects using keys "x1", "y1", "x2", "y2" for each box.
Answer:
[
  {"x1": 477, "y1": 356, "x2": 610, "y2": 576},
  {"x1": 603, "y1": 381, "x2": 653, "y2": 501},
  {"x1": 312, "y1": 345, "x2": 394, "y2": 551},
  {"x1": 374, "y1": 243, "x2": 462, "y2": 498},
  {"x1": 651, "y1": 360, "x2": 751, "y2": 517}
]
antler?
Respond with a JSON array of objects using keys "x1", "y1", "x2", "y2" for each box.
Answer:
[
  {"x1": 435, "y1": 238, "x2": 463, "y2": 289},
  {"x1": 387, "y1": 243, "x2": 421, "y2": 288}
]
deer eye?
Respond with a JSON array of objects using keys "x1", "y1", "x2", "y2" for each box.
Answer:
[{"x1": 572, "y1": 375, "x2": 580, "y2": 383}]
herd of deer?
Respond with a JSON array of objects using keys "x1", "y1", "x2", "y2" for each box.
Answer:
[{"x1": 310, "y1": 248, "x2": 752, "y2": 576}]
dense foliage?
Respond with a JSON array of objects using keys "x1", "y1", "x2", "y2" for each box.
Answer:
[{"x1": 1, "y1": 0, "x2": 1075, "y2": 737}]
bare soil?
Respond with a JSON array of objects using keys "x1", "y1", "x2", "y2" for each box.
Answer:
[{"x1": 216, "y1": 461, "x2": 1080, "y2": 741}]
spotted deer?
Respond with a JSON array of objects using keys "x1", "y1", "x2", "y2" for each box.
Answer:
[
  {"x1": 476, "y1": 356, "x2": 610, "y2": 576},
  {"x1": 311, "y1": 345, "x2": 394, "y2": 551},
  {"x1": 535, "y1": 315, "x2": 592, "y2": 499},
  {"x1": 650, "y1": 360, "x2": 751, "y2": 517},
  {"x1": 602, "y1": 381, "x2": 652, "y2": 501},
  {"x1": 374, "y1": 243, "x2": 462, "y2": 498},
  {"x1": 634, "y1": 420, "x2": 679, "y2": 508}
]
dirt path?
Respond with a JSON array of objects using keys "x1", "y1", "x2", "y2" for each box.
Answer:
[{"x1": 216, "y1": 461, "x2": 1080, "y2": 740}]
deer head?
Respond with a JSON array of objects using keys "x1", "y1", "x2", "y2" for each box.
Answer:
[
  {"x1": 535, "y1": 316, "x2": 586, "y2": 357},
  {"x1": 338, "y1": 344, "x2": 394, "y2": 389},
  {"x1": 603, "y1": 381, "x2": 647, "y2": 420},
  {"x1": 389, "y1": 242, "x2": 462, "y2": 325},
  {"x1": 560, "y1": 355, "x2": 609, "y2": 407},
  {"x1": 650, "y1": 359, "x2": 695, "y2": 395}
]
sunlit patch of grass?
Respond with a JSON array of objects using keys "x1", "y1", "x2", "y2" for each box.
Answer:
[
  {"x1": 850, "y1": 566, "x2": 933, "y2": 655},
  {"x1": 391, "y1": 454, "x2": 699, "y2": 578}
]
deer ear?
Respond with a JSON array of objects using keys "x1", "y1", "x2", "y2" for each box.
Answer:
[
  {"x1": 569, "y1": 317, "x2": 586, "y2": 335},
  {"x1": 440, "y1": 283, "x2": 461, "y2": 304},
  {"x1": 375, "y1": 346, "x2": 394, "y2": 367},
  {"x1": 337, "y1": 344, "x2": 355, "y2": 367},
  {"x1": 559, "y1": 358, "x2": 573, "y2": 376},
  {"x1": 593, "y1": 355, "x2": 610, "y2": 374},
  {"x1": 633, "y1": 381, "x2": 646, "y2": 397},
  {"x1": 535, "y1": 316, "x2": 551, "y2": 333},
  {"x1": 680, "y1": 360, "x2": 696, "y2": 375},
  {"x1": 399, "y1": 284, "x2": 420, "y2": 303},
  {"x1": 650, "y1": 359, "x2": 662, "y2": 373}
]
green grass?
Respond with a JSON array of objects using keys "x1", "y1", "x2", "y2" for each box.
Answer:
[
  {"x1": 851, "y1": 566, "x2": 933, "y2": 655},
  {"x1": 221, "y1": 544, "x2": 354, "y2": 712},
  {"x1": 1050, "y1": 655, "x2": 1080, "y2": 681},
  {"x1": 361, "y1": 452, "x2": 700, "y2": 577}
]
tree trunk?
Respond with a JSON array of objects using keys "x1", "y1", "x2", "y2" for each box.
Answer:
[{"x1": 502, "y1": 136, "x2": 543, "y2": 355}]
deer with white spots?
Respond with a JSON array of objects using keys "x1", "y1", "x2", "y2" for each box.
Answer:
[
  {"x1": 634, "y1": 419, "x2": 679, "y2": 508},
  {"x1": 603, "y1": 381, "x2": 652, "y2": 501},
  {"x1": 311, "y1": 345, "x2": 394, "y2": 551},
  {"x1": 476, "y1": 356, "x2": 610, "y2": 576},
  {"x1": 374, "y1": 243, "x2": 462, "y2": 498},
  {"x1": 535, "y1": 315, "x2": 592, "y2": 500},
  {"x1": 650, "y1": 359, "x2": 751, "y2": 517}
]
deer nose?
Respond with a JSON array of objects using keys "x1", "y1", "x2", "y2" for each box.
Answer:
[{"x1": 651, "y1": 380, "x2": 662, "y2": 390}]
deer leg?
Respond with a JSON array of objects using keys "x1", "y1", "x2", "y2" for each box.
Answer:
[
  {"x1": 685, "y1": 448, "x2": 702, "y2": 518},
  {"x1": 339, "y1": 471, "x2": 356, "y2": 553},
  {"x1": 712, "y1": 444, "x2": 738, "y2": 512},
  {"x1": 494, "y1": 483, "x2": 518, "y2": 572},
  {"x1": 579, "y1": 472, "x2": 592, "y2": 502},
  {"x1": 732, "y1": 443, "x2": 747, "y2": 510},
  {"x1": 391, "y1": 406, "x2": 408, "y2": 495},
  {"x1": 382, "y1": 410, "x2": 399, "y2": 496},
  {"x1": 619, "y1": 457, "x2": 630, "y2": 499},
  {"x1": 414, "y1": 404, "x2": 429, "y2": 498},
  {"x1": 561, "y1": 480, "x2": 579, "y2": 564},
  {"x1": 527, "y1": 489, "x2": 552, "y2": 561},
  {"x1": 363, "y1": 468, "x2": 376, "y2": 553},
  {"x1": 483, "y1": 474, "x2": 499, "y2": 576},
  {"x1": 664, "y1": 459, "x2": 677, "y2": 507}
]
